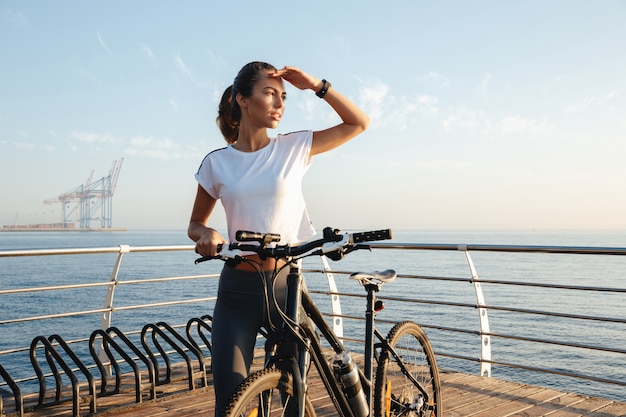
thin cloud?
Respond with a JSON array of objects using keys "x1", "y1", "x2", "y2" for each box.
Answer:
[
  {"x1": 175, "y1": 54, "x2": 195, "y2": 80},
  {"x1": 97, "y1": 32, "x2": 113, "y2": 57},
  {"x1": 442, "y1": 106, "x2": 488, "y2": 134},
  {"x1": 72, "y1": 131, "x2": 118, "y2": 144},
  {"x1": 564, "y1": 89, "x2": 623, "y2": 114},
  {"x1": 175, "y1": 53, "x2": 208, "y2": 91},
  {"x1": 13, "y1": 141, "x2": 36, "y2": 150},
  {"x1": 67, "y1": 131, "x2": 198, "y2": 160},
  {"x1": 417, "y1": 71, "x2": 451, "y2": 88},
  {"x1": 138, "y1": 42, "x2": 156, "y2": 61},
  {"x1": 357, "y1": 79, "x2": 440, "y2": 130},
  {"x1": 497, "y1": 115, "x2": 558, "y2": 138},
  {"x1": 206, "y1": 49, "x2": 228, "y2": 69},
  {"x1": 358, "y1": 80, "x2": 390, "y2": 125},
  {"x1": 77, "y1": 68, "x2": 103, "y2": 85},
  {"x1": 5, "y1": 8, "x2": 29, "y2": 29},
  {"x1": 125, "y1": 134, "x2": 196, "y2": 160},
  {"x1": 442, "y1": 107, "x2": 560, "y2": 139},
  {"x1": 475, "y1": 73, "x2": 492, "y2": 96}
]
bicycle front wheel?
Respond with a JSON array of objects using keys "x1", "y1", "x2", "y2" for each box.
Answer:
[
  {"x1": 223, "y1": 368, "x2": 316, "y2": 417},
  {"x1": 374, "y1": 321, "x2": 442, "y2": 417}
]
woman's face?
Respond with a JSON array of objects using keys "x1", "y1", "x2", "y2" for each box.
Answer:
[{"x1": 240, "y1": 73, "x2": 286, "y2": 129}]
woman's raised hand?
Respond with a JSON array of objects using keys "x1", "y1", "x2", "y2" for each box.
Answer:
[{"x1": 271, "y1": 66, "x2": 321, "y2": 92}]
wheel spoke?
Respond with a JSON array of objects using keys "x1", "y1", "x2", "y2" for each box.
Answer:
[{"x1": 374, "y1": 321, "x2": 441, "y2": 417}]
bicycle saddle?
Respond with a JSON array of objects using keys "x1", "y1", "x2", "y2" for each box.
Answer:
[{"x1": 350, "y1": 269, "x2": 397, "y2": 284}]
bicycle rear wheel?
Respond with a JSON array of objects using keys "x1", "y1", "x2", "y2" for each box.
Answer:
[
  {"x1": 374, "y1": 321, "x2": 441, "y2": 417},
  {"x1": 223, "y1": 368, "x2": 316, "y2": 417}
]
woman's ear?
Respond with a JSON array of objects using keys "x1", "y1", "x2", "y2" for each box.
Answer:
[{"x1": 235, "y1": 92, "x2": 247, "y2": 109}]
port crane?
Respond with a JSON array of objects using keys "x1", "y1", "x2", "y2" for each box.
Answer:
[{"x1": 44, "y1": 158, "x2": 124, "y2": 229}]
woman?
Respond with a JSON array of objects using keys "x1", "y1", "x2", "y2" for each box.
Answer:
[{"x1": 188, "y1": 61, "x2": 369, "y2": 415}]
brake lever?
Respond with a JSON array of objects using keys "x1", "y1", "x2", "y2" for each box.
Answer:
[
  {"x1": 348, "y1": 244, "x2": 372, "y2": 253},
  {"x1": 195, "y1": 246, "x2": 244, "y2": 265},
  {"x1": 324, "y1": 244, "x2": 371, "y2": 262},
  {"x1": 195, "y1": 255, "x2": 220, "y2": 264}
]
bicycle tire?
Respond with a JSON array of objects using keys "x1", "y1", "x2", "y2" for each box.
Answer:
[
  {"x1": 223, "y1": 368, "x2": 316, "y2": 417},
  {"x1": 373, "y1": 321, "x2": 442, "y2": 417}
]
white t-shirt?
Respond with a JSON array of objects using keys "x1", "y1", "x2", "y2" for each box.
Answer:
[{"x1": 195, "y1": 130, "x2": 316, "y2": 244}]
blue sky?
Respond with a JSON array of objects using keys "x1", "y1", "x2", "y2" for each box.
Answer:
[{"x1": 1, "y1": 1, "x2": 625, "y2": 231}]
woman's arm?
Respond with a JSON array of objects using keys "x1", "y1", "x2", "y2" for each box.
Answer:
[
  {"x1": 271, "y1": 66, "x2": 369, "y2": 156},
  {"x1": 187, "y1": 184, "x2": 227, "y2": 256}
]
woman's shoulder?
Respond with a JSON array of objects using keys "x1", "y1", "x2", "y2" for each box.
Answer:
[
  {"x1": 197, "y1": 146, "x2": 229, "y2": 169},
  {"x1": 276, "y1": 130, "x2": 313, "y2": 148},
  {"x1": 277, "y1": 130, "x2": 311, "y2": 140},
  {"x1": 204, "y1": 146, "x2": 230, "y2": 159}
]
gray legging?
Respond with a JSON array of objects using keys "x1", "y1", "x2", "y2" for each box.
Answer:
[{"x1": 211, "y1": 264, "x2": 290, "y2": 416}]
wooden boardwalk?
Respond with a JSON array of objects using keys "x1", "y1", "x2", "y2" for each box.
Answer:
[
  {"x1": 7, "y1": 358, "x2": 626, "y2": 417},
  {"x1": 98, "y1": 370, "x2": 626, "y2": 417}
]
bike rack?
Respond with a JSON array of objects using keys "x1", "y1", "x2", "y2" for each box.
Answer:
[
  {"x1": 3, "y1": 315, "x2": 215, "y2": 417},
  {"x1": 185, "y1": 315, "x2": 213, "y2": 360},
  {"x1": 29, "y1": 335, "x2": 96, "y2": 416},
  {"x1": 141, "y1": 322, "x2": 208, "y2": 390},
  {"x1": 89, "y1": 327, "x2": 156, "y2": 403},
  {"x1": 0, "y1": 362, "x2": 24, "y2": 417}
]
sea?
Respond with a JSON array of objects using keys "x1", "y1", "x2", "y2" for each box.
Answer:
[{"x1": 1, "y1": 229, "x2": 625, "y2": 402}]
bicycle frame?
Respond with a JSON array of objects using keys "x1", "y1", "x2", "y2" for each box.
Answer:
[
  {"x1": 278, "y1": 261, "x2": 360, "y2": 417},
  {"x1": 262, "y1": 260, "x2": 429, "y2": 417}
]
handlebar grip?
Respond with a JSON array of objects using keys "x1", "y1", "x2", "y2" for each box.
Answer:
[
  {"x1": 236, "y1": 230, "x2": 281, "y2": 242},
  {"x1": 352, "y1": 229, "x2": 393, "y2": 243}
]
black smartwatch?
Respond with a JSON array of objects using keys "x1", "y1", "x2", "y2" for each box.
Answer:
[{"x1": 316, "y1": 79, "x2": 331, "y2": 98}]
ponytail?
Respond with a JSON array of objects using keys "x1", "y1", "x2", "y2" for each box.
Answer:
[
  {"x1": 216, "y1": 85, "x2": 240, "y2": 144},
  {"x1": 215, "y1": 61, "x2": 277, "y2": 144}
]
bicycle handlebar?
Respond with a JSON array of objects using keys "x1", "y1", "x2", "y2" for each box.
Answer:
[{"x1": 194, "y1": 226, "x2": 392, "y2": 265}]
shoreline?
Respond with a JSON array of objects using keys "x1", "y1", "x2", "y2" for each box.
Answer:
[{"x1": 0, "y1": 227, "x2": 127, "y2": 232}]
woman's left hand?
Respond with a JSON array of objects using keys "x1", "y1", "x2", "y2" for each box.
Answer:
[{"x1": 271, "y1": 66, "x2": 321, "y2": 92}]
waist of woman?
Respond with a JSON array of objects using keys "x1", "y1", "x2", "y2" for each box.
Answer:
[{"x1": 230, "y1": 254, "x2": 288, "y2": 272}]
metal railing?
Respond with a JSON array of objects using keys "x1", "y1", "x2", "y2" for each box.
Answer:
[
  {"x1": 1, "y1": 240, "x2": 625, "y2": 414},
  {"x1": 307, "y1": 241, "x2": 626, "y2": 403}
]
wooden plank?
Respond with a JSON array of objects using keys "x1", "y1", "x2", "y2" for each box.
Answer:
[
  {"x1": 507, "y1": 392, "x2": 590, "y2": 417},
  {"x1": 442, "y1": 374, "x2": 512, "y2": 412},
  {"x1": 456, "y1": 385, "x2": 550, "y2": 417},
  {"x1": 587, "y1": 401, "x2": 626, "y2": 417},
  {"x1": 9, "y1": 365, "x2": 626, "y2": 417},
  {"x1": 548, "y1": 396, "x2": 618, "y2": 417},
  {"x1": 471, "y1": 386, "x2": 564, "y2": 417}
]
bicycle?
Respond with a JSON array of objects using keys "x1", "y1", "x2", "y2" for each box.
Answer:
[{"x1": 195, "y1": 227, "x2": 441, "y2": 417}]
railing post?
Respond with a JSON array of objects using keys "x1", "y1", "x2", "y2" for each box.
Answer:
[
  {"x1": 98, "y1": 244, "x2": 130, "y2": 375},
  {"x1": 320, "y1": 256, "x2": 344, "y2": 338},
  {"x1": 101, "y1": 245, "x2": 130, "y2": 331},
  {"x1": 460, "y1": 245, "x2": 492, "y2": 377}
]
